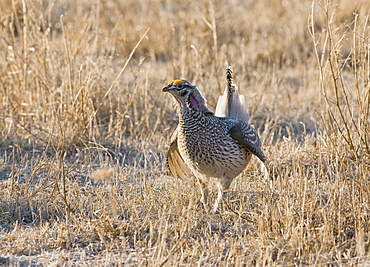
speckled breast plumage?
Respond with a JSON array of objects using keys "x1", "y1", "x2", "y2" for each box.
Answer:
[{"x1": 177, "y1": 108, "x2": 252, "y2": 179}]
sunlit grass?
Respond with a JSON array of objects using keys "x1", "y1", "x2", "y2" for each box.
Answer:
[{"x1": 0, "y1": 0, "x2": 369, "y2": 265}]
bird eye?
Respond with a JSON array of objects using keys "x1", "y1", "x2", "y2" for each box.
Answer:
[{"x1": 177, "y1": 83, "x2": 184, "y2": 89}]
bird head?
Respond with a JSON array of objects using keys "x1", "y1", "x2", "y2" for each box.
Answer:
[{"x1": 162, "y1": 79, "x2": 213, "y2": 115}]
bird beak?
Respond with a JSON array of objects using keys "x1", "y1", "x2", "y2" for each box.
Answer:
[{"x1": 162, "y1": 85, "x2": 172, "y2": 92}]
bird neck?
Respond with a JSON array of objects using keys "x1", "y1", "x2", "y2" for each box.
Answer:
[
  {"x1": 176, "y1": 93, "x2": 214, "y2": 124},
  {"x1": 174, "y1": 93, "x2": 202, "y2": 115},
  {"x1": 178, "y1": 104, "x2": 204, "y2": 125},
  {"x1": 188, "y1": 93, "x2": 199, "y2": 110}
]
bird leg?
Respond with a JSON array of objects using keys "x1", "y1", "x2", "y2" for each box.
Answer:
[
  {"x1": 195, "y1": 176, "x2": 209, "y2": 208},
  {"x1": 212, "y1": 176, "x2": 234, "y2": 214},
  {"x1": 212, "y1": 182, "x2": 224, "y2": 214}
]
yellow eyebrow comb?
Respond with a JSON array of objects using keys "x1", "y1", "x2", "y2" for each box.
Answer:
[{"x1": 168, "y1": 80, "x2": 185, "y2": 86}]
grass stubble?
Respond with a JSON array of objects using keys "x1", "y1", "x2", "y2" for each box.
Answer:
[{"x1": 0, "y1": 0, "x2": 369, "y2": 265}]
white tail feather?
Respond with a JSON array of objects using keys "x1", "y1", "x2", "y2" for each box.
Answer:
[
  {"x1": 215, "y1": 92, "x2": 249, "y2": 123},
  {"x1": 215, "y1": 66, "x2": 250, "y2": 123}
]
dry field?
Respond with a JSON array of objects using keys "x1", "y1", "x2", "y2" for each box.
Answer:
[{"x1": 0, "y1": 0, "x2": 369, "y2": 265}]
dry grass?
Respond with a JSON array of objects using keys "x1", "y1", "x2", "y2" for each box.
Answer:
[{"x1": 0, "y1": 0, "x2": 369, "y2": 265}]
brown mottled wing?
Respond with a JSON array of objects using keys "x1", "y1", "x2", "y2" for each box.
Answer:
[
  {"x1": 166, "y1": 127, "x2": 192, "y2": 179},
  {"x1": 229, "y1": 122, "x2": 266, "y2": 163}
]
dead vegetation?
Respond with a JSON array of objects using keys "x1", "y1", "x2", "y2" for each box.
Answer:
[{"x1": 0, "y1": 0, "x2": 369, "y2": 265}]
